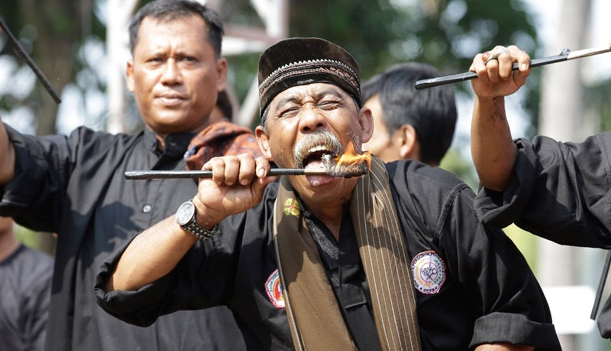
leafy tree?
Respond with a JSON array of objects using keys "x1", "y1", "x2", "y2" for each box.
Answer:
[
  {"x1": 287, "y1": 0, "x2": 538, "y2": 83},
  {"x1": 225, "y1": 0, "x2": 541, "y2": 180},
  {"x1": 2, "y1": 0, "x2": 541, "y2": 133},
  {"x1": 1, "y1": 0, "x2": 543, "y2": 249},
  {"x1": 588, "y1": 77, "x2": 611, "y2": 133},
  {"x1": 0, "y1": 0, "x2": 105, "y2": 135}
]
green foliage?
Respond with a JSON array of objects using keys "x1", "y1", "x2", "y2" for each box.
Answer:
[
  {"x1": 288, "y1": 0, "x2": 407, "y2": 79},
  {"x1": 587, "y1": 77, "x2": 611, "y2": 132},
  {"x1": 1, "y1": 0, "x2": 107, "y2": 135},
  {"x1": 1, "y1": 0, "x2": 543, "y2": 131},
  {"x1": 286, "y1": 0, "x2": 539, "y2": 87},
  {"x1": 223, "y1": 0, "x2": 543, "y2": 128},
  {"x1": 504, "y1": 223, "x2": 538, "y2": 271},
  {"x1": 439, "y1": 148, "x2": 478, "y2": 190}
]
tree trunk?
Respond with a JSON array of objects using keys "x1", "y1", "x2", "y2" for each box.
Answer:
[
  {"x1": 20, "y1": 0, "x2": 81, "y2": 135},
  {"x1": 538, "y1": 0, "x2": 597, "y2": 349}
]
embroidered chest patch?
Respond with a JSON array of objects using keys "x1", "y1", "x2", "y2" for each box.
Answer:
[
  {"x1": 411, "y1": 250, "x2": 446, "y2": 294},
  {"x1": 265, "y1": 269, "x2": 285, "y2": 309},
  {"x1": 283, "y1": 198, "x2": 300, "y2": 217}
]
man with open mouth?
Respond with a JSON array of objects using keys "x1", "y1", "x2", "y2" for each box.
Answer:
[{"x1": 95, "y1": 37, "x2": 560, "y2": 351}]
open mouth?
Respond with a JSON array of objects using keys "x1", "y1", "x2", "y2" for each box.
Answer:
[
  {"x1": 300, "y1": 148, "x2": 337, "y2": 169},
  {"x1": 294, "y1": 133, "x2": 342, "y2": 170}
]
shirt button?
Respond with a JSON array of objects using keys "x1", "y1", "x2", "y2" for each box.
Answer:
[{"x1": 142, "y1": 205, "x2": 152, "y2": 213}]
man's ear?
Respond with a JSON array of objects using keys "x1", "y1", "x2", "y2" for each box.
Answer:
[
  {"x1": 358, "y1": 106, "x2": 374, "y2": 143},
  {"x1": 126, "y1": 60, "x2": 135, "y2": 93},
  {"x1": 397, "y1": 124, "x2": 420, "y2": 160},
  {"x1": 215, "y1": 58, "x2": 228, "y2": 92},
  {"x1": 255, "y1": 126, "x2": 274, "y2": 160}
]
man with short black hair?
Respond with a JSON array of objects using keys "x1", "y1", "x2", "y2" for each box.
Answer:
[{"x1": 362, "y1": 62, "x2": 457, "y2": 165}]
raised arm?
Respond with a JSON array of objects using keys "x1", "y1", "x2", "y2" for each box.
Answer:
[
  {"x1": 107, "y1": 154, "x2": 277, "y2": 291},
  {"x1": 469, "y1": 45, "x2": 531, "y2": 192},
  {"x1": 0, "y1": 116, "x2": 16, "y2": 185}
]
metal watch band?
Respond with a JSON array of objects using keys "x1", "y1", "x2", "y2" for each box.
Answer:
[
  {"x1": 183, "y1": 221, "x2": 218, "y2": 240},
  {"x1": 176, "y1": 200, "x2": 218, "y2": 240}
]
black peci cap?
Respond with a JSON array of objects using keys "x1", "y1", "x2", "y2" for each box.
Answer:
[{"x1": 258, "y1": 37, "x2": 361, "y2": 118}]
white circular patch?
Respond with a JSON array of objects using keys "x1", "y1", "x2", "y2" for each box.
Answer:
[
  {"x1": 411, "y1": 251, "x2": 446, "y2": 294},
  {"x1": 265, "y1": 269, "x2": 285, "y2": 309}
]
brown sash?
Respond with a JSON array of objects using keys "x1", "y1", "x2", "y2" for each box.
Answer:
[{"x1": 273, "y1": 156, "x2": 421, "y2": 351}]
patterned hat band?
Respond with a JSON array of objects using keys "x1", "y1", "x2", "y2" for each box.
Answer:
[
  {"x1": 257, "y1": 38, "x2": 362, "y2": 119},
  {"x1": 258, "y1": 59, "x2": 361, "y2": 113}
]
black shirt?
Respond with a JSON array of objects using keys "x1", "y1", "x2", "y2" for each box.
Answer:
[
  {"x1": 474, "y1": 132, "x2": 611, "y2": 338},
  {"x1": 0, "y1": 245, "x2": 53, "y2": 351},
  {"x1": 0, "y1": 124, "x2": 259, "y2": 351},
  {"x1": 304, "y1": 208, "x2": 381, "y2": 351},
  {"x1": 96, "y1": 160, "x2": 562, "y2": 350}
]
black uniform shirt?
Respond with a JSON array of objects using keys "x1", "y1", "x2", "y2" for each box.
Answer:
[
  {"x1": 304, "y1": 209, "x2": 381, "y2": 351},
  {"x1": 96, "y1": 160, "x2": 562, "y2": 350},
  {"x1": 0, "y1": 124, "x2": 258, "y2": 351},
  {"x1": 474, "y1": 132, "x2": 611, "y2": 338},
  {"x1": 0, "y1": 245, "x2": 53, "y2": 351}
]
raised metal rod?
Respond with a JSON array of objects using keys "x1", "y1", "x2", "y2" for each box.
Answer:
[
  {"x1": 126, "y1": 168, "x2": 334, "y2": 180},
  {"x1": 591, "y1": 250, "x2": 611, "y2": 320},
  {"x1": 415, "y1": 43, "x2": 611, "y2": 90},
  {"x1": 0, "y1": 16, "x2": 62, "y2": 104}
]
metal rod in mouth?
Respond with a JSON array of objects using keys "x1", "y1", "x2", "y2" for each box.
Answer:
[
  {"x1": 415, "y1": 43, "x2": 611, "y2": 90},
  {"x1": 125, "y1": 168, "x2": 333, "y2": 180}
]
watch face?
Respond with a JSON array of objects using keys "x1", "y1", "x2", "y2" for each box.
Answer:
[{"x1": 176, "y1": 201, "x2": 195, "y2": 226}]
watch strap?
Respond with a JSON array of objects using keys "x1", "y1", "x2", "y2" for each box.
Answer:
[
  {"x1": 176, "y1": 200, "x2": 218, "y2": 240},
  {"x1": 183, "y1": 221, "x2": 219, "y2": 240}
]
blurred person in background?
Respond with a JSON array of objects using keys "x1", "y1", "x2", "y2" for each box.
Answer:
[
  {"x1": 209, "y1": 89, "x2": 234, "y2": 124},
  {"x1": 0, "y1": 215, "x2": 53, "y2": 351},
  {"x1": 361, "y1": 62, "x2": 457, "y2": 166}
]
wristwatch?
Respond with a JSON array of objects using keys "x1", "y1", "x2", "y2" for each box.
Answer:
[{"x1": 175, "y1": 200, "x2": 218, "y2": 240}]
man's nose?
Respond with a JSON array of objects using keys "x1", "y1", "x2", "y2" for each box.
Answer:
[
  {"x1": 299, "y1": 106, "x2": 327, "y2": 132},
  {"x1": 161, "y1": 59, "x2": 182, "y2": 84}
]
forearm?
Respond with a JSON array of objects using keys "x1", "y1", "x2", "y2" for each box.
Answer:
[
  {"x1": 471, "y1": 96, "x2": 518, "y2": 192},
  {"x1": 0, "y1": 120, "x2": 16, "y2": 184},
  {"x1": 107, "y1": 215, "x2": 198, "y2": 291}
]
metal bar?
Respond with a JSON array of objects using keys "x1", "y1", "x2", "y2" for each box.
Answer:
[
  {"x1": 0, "y1": 16, "x2": 62, "y2": 104},
  {"x1": 591, "y1": 250, "x2": 611, "y2": 320},
  {"x1": 125, "y1": 168, "x2": 331, "y2": 180},
  {"x1": 415, "y1": 43, "x2": 611, "y2": 90}
]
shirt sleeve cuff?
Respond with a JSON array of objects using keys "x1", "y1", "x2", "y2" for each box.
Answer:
[
  {"x1": 474, "y1": 138, "x2": 538, "y2": 227},
  {"x1": 470, "y1": 312, "x2": 561, "y2": 350},
  {"x1": 94, "y1": 237, "x2": 176, "y2": 327}
]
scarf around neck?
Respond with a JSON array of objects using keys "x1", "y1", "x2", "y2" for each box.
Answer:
[{"x1": 273, "y1": 156, "x2": 421, "y2": 351}]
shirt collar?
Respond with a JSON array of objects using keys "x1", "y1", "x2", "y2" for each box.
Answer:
[{"x1": 143, "y1": 128, "x2": 195, "y2": 158}]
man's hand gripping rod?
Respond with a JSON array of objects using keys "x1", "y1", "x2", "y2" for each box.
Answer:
[{"x1": 415, "y1": 43, "x2": 611, "y2": 89}]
